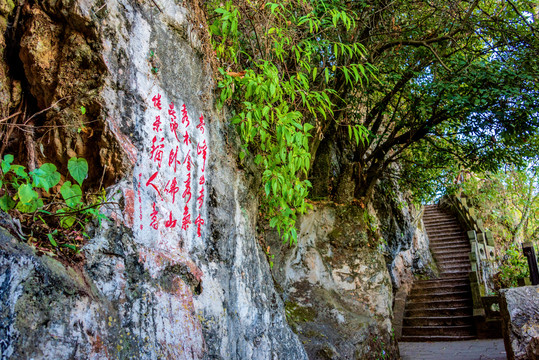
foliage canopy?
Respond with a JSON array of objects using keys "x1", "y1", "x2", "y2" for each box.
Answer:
[{"x1": 206, "y1": 0, "x2": 539, "y2": 241}]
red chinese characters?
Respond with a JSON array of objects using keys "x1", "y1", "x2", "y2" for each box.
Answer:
[
  {"x1": 195, "y1": 132, "x2": 207, "y2": 237},
  {"x1": 182, "y1": 150, "x2": 192, "y2": 204},
  {"x1": 153, "y1": 116, "x2": 162, "y2": 132},
  {"x1": 181, "y1": 104, "x2": 189, "y2": 126},
  {"x1": 197, "y1": 140, "x2": 207, "y2": 172},
  {"x1": 183, "y1": 150, "x2": 192, "y2": 171},
  {"x1": 181, "y1": 205, "x2": 191, "y2": 231},
  {"x1": 138, "y1": 173, "x2": 143, "y2": 230},
  {"x1": 183, "y1": 131, "x2": 191, "y2": 146},
  {"x1": 152, "y1": 94, "x2": 162, "y2": 110},
  {"x1": 144, "y1": 94, "x2": 207, "y2": 238},
  {"x1": 197, "y1": 175, "x2": 205, "y2": 209},
  {"x1": 182, "y1": 173, "x2": 192, "y2": 203},
  {"x1": 169, "y1": 102, "x2": 180, "y2": 142},
  {"x1": 150, "y1": 202, "x2": 159, "y2": 230},
  {"x1": 196, "y1": 114, "x2": 205, "y2": 134},
  {"x1": 165, "y1": 211, "x2": 177, "y2": 228},
  {"x1": 146, "y1": 171, "x2": 163, "y2": 200},
  {"x1": 168, "y1": 145, "x2": 181, "y2": 173},
  {"x1": 150, "y1": 136, "x2": 164, "y2": 168},
  {"x1": 195, "y1": 214, "x2": 204, "y2": 237},
  {"x1": 165, "y1": 177, "x2": 180, "y2": 204}
]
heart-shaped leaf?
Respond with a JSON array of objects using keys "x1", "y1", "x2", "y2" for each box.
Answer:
[
  {"x1": 60, "y1": 181, "x2": 82, "y2": 208},
  {"x1": 68, "y1": 157, "x2": 88, "y2": 186},
  {"x1": 32, "y1": 163, "x2": 61, "y2": 192},
  {"x1": 57, "y1": 208, "x2": 77, "y2": 228},
  {"x1": 18, "y1": 183, "x2": 38, "y2": 204},
  {"x1": 11, "y1": 165, "x2": 28, "y2": 179},
  {"x1": 1, "y1": 154, "x2": 13, "y2": 173},
  {"x1": 0, "y1": 194, "x2": 15, "y2": 211},
  {"x1": 16, "y1": 196, "x2": 42, "y2": 213}
]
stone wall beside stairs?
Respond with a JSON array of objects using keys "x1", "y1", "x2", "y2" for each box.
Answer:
[{"x1": 500, "y1": 285, "x2": 539, "y2": 360}]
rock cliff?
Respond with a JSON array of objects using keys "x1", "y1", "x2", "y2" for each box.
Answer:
[
  {"x1": 0, "y1": 0, "x2": 430, "y2": 359},
  {"x1": 265, "y1": 178, "x2": 431, "y2": 359},
  {"x1": 0, "y1": 0, "x2": 305, "y2": 358}
]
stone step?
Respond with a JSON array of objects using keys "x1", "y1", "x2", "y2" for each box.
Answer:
[
  {"x1": 412, "y1": 277, "x2": 469, "y2": 288},
  {"x1": 430, "y1": 235, "x2": 468, "y2": 242},
  {"x1": 408, "y1": 290, "x2": 472, "y2": 302},
  {"x1": 439, "y1": 270, "x2": 470, "y2": 278},
  {"x1": 424, "y1": 214, "x2": 459, "y2": 221},
  {"x1": 402, "y1": 207, "x2": 479, "y2": 341},
  {"x1": 423, "y1": 208, "x2": 447, "y2": 214},
  {"x1": 403, "y1": 315, "x2": 474, "y2": 327},
  {"x1": 438, "y1": 267, "x2": 471, "y2": 275},
  {"x1": 404, "y1": 306, "x2": 473, "y2": 318},
  {"x1": 436, "y1": 258, "x2": 471, "y2": 266},
  {"x1": 412, "y1": 283, "x2": 470, "y2": 295},
  {"x1": 431, "y1": 243, "x2": 470, "y2": 252},
  {"x1": 433, "y1": 250, "x2": 470, "y2": 257},
  {"x1": 428, "y1": 230, "x2": 466, "y2": 237},
  {"x1": 427, "y1": 228, "x2": 464, "y2": 236},
  {"x1": 434, "y1": 254, "x2": 471, "y2": 263},
  {"x1": 433, "y1": 248, "x2": 472, "y2": 257},
  {"x1": 424, "y1": 208, "x2": 452, "y2": 213},
  {"x1": 423, "y1": 219, "x2": 461, "y2": 226},
  {"x1": 406, "y1": 298, "x2": 472, "y2": 310},
  {"x1": 423, "y1": 212, "x2": 456, "y2": 218},
  {"x1": 400, "y1": 334, "x2": 476, "y2": 342},
  {"x1": 426, "y1": 225, "x2": 464, "y2": 233},
  {"x1": 402, "y1": 325, "x2": 475, "y2": 337},
  {"x1": 431, "y1": 235, "x2": 467, "y2": 240},
  {"x1": 435, "y1": 254, "x2": 470, "y2": 262},
  {"x1": 425, "y1": 214, "x2": 460, "y2": 221},
  {"x1": 436, "y1": 259, "x2": 471, "y2": 267},
  {"x1": 439, "y1": 263, "x2": 471, "y2": 272},
  {"x1": 430, "y1": 241, "x2": 469, "y2": 249},
  {"x1": 429, "y1": 232, "x2": 467, "y2": 239}
]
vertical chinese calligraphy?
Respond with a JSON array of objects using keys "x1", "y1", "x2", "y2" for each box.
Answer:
[
  {"x1": 195, "y1": 115, "x2": 206, "y2": 237},
  {"x1": 137, "y1": 93, "x2": 207, "y2": 239}
]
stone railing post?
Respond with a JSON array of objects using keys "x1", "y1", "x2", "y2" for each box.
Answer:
[{"x1": 522, "y1": 242, "x2": 539, "y2": 285}]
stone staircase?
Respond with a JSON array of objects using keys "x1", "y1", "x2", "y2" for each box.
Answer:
[{"x1": 401, "y1": 204, "x2": 476, "y2": 341}]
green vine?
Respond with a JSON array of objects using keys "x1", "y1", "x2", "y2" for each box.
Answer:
[
  {"x1": 0, "y1": 154, "x2": 108, "y2": 254},
  {"x1": 208, "y1": 0, "x2": 372, "y2": 244}
]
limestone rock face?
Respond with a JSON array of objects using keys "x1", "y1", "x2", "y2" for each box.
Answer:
[
  {"x1": 0, "y1": 0, "x2": 306, "y2": 359},
  {"x1": 371, "y1": 181, "x2": 433, "y2": 292},
  {"x1": 500, "y1": 285, "x2": 539, "y2": 360},
  {"x1": 0, "y1": 0, "x2": 19, "y2": 116},
  {"x1": 268, "y1": 204, "x2": 399, "y2": 359}
]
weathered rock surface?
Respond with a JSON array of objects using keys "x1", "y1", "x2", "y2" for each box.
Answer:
[
  {"x1": 268, "y1": 204, "x2": 399, "y2": 359},
  {"x1": 265, "y1": 172, "x2": 432, "y2": 359},
  {"x1": 371, "y1": 180, "x2": 433, "y2": 292},
  {"x1": 500, "y1": 285, "x2": 539, "y2": 360},
  {"x1": 309, "y1": 133, "x2": 432, "y2": 294},
  {"x1": 0, "y1": 0, "x2": 306, "y2": 359}
]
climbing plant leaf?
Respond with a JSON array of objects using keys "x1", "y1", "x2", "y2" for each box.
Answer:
[
  {"x1": 31, "y1": 163, "x2": 61, "y2": 192},
  {"x1": 67, "y1": 157, "x2": 88, "y2": 186},
  {"x1": 60, "y1": 181, "x2": 83, "y2": 208}
]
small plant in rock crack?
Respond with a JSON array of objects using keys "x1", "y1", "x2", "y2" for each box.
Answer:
[
  {"x1": 372, "y1": 335, "x2": 388, "y2": 360},
  {"x1": 265, "y1": 246, "x2": 275, "y2": 269},
  {"x1": 0, "y1": 154, "x2": 110, "y2": 257}
]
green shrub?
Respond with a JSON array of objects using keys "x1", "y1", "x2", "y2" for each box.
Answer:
[{"x1": 0, "y1": 154, "x2": 108, "y2": 254}]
